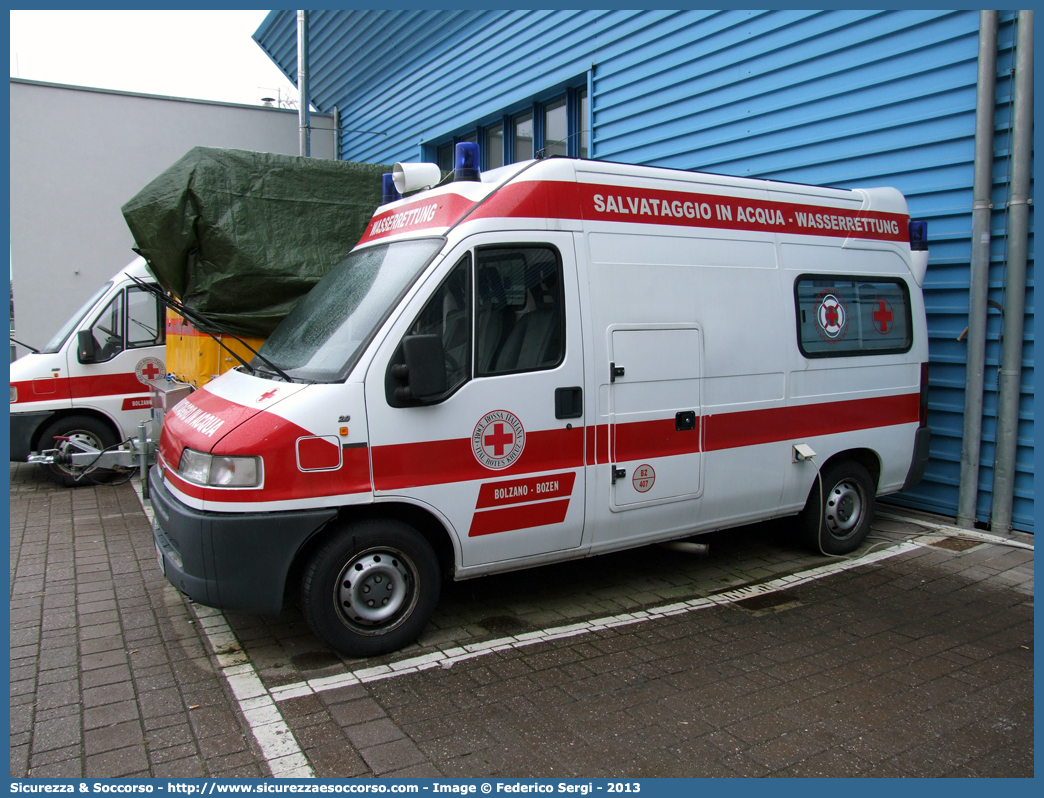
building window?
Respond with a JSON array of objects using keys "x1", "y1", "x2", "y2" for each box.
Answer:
[
  {"x1": 429, "y1": 83, "x2": 588, "y2": 170},
  {"x1": 578, "y1": 89, "x2": 589, "y2": 159},
  {"x1": 437, "y1": 142, "x2": 454, "y2": 173},
  {"x1": 513, "y1": 112, "x2": 534, "y2": 162},
  {"x1": 543, "y1": 98, "x2": 567, "y2": 157},
  {"x1": 485, "y1": 124, "x2": 504, "y2": 170}
]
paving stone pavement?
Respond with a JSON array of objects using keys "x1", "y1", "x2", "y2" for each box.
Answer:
[{"x1": 9, "y1": 462, "x2": 1034, "y2": 778}]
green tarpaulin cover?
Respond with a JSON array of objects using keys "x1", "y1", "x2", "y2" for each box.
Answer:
[{"x1": 122, "y1": 147, "x2": 391, "y2": 337}]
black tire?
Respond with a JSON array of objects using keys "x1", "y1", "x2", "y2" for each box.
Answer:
[
  {"x1": 37, "y1": 414, "x2": 120, "y2": 487},
  {"x1": 300, "y1": 519, "x2": 441, "y2": 658},
  {"x1": 797, "y1": 461, "x2": 875, "y2": 555}
]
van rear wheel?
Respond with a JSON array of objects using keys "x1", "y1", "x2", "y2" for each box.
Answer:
[
  {"x1": 300, "y1": 519, "x2": 441, "y2": 658},
  {"x1": 798, "y1": 461, "x2": 875, "y2": 555}
]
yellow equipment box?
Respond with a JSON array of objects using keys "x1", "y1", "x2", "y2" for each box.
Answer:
[{"x1": 165, "y1": 309, "x2": 266, "y2": 387}]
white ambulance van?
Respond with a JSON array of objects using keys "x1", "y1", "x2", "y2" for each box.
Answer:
[
  {"x1": 150, "y1": 150, "x2": 931, "y2": 657},
  {"x1": 10, "y1": 258, "x2": 166, "y2": 485}
]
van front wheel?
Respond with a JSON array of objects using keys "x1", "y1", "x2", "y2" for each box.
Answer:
[
  {"x1": 798, "y1": 461, "x2": 875, "y2": 555},
  {"x1": 300, "y1": 519, "x2": 441, "y2": 658},
  {"x1": 37, "y1": 414, "x2": 120, "y2": 487}
]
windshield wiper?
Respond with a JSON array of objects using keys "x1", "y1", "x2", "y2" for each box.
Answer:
[
  {"x1": 11, "y1": 338, "x2": 39, "y2": 354},
  {"x1": 128, "y1": 276, "x2": 296, "y2": 384}
]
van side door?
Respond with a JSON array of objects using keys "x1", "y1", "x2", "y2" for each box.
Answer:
[{"x1": 608, "y1": 324, "x2": 703, "y2": 510}]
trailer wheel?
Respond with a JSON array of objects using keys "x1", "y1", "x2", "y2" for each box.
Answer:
[
  {"x1": 798, "y1": 461, "x2": 875, "y2": 555},
  {"x1": 37, "y1": 415, "x2": 120, "y2": 487},
  {"x1": 300, "y1": 519, "x2": 441, "y2": 658}
]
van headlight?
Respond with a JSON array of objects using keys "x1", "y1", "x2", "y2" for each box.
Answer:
[
  {"x1": 177, "y1": 448, "x2": 261, "y2": 487},
  {"x1": 10, "y1": 385, "x2": 17, "y2": 403}
]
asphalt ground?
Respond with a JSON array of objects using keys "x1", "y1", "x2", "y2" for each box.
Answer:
[{"x1": 9, "y1": 461, "x2": 1034, "y2": 778}]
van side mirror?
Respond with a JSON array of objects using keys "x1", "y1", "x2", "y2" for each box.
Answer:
[
  {"x1": 77, "y1": 330, "x2": 97, "y2": 364},
  {"x1": 401, "y1": 334, "x2": 448, "y2": 400}
]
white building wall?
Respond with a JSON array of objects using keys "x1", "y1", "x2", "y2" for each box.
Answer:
[{"x1": 9, "y1": 79, "x2": 336, "y2": 357}]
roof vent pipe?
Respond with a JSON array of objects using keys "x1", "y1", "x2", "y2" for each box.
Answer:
[
  {"x1": 297, "y1": 10, "x2": 310, "y2": 157},
  {"x1": 332, "y1": 106, "x2": 340, "y2": 161},
  {"x1": 956, "y1": 10, "x2": 999, "y2": 528},
  {"x1": 990, "y1": 9, "x2": 1033, "y2": 534}
]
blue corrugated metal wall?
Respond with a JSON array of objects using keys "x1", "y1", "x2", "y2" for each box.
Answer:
[{"x1": 255, "y1": 9, "x2": 1033, "y2": 530}]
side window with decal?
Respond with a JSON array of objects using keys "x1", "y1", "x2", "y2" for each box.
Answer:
[
  {"x1": 475, "y1": 245, "x2": 564, "y2": 376},
  {"x1": 795, "y1": 275, "x2": 912, "y2": 358},
  {"x1": 386, "y1": 254, "x2": 471, "y2": 406}
]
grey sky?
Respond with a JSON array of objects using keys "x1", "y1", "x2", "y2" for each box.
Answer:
[{"x1": 9, "y1": 9, "x2": 297, "y2": 107}]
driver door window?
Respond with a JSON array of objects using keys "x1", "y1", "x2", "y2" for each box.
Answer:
[
  {"x1": 88, "y1": 293, "x2": 125, "y2": 363},
  {"x1": 409, "y1": 254, "x2": 471, "y2": 391},
  {"x1": 387, "y1": 254, "x2": 472, "y2": 406},
  {"x1": 126, "y1": 286, "x2": 165, "y2": 348}
]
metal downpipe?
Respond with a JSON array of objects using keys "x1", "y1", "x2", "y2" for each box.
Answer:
[
  {"x1": 956, "y1": 11, "x2": 999, "y2": 528},
  {"x1": 990, "y1": 10, "x2": 1033, "y2": 533},
  {"x1": 297, "y1": 10, "x2": 311, "y2": 157},
  {"x1": 332, "y1": 105, "x2": 340, "y2": 161}
]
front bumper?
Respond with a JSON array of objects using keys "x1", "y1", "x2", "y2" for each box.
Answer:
[
  {"x1": 149, "y1": 466, "x2": 338, "y2": 615},
  {"x1": 10, "y1": 411, "x2": 53, "y2": 461}
]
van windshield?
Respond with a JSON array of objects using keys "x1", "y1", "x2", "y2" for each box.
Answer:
[
  {"x1": 40, "y1": 281, "x2": 114, "y2": 354},
  {"x1": 255, "y1": 238, "x2": 444, "y2": 383}
]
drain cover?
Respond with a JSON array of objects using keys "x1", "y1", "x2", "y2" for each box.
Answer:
[
  {"x1": 929, "y1": 537, "x2": 981, "y2": 552},
  {"x1": 479, "y1": 615, "x2": 531, "y2": 635},
  {"x1": 735, "y1": 591, "x2": 800, "y2": 612},
  {"x1": 290, "y1": 650, "x2": 343, "y2": 670}
]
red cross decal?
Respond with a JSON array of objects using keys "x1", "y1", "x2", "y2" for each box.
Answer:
[
  {"x1": 257, "y1": 389, "x2": 279, "y2": 402},
  {"x1": 873, "y1": 300, "x2": 894, "y2": 333},
  {"x1": 483, "y1": 423, "x2": 514, "y2": 456},
  {"x1": 824, "y1": 305, "x2": 839, "y2": 327},
  {"x1": 141, "y1": 362, "x2": 161, "y2": 380}
]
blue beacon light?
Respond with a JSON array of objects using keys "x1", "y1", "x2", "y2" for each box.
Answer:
[
  {"x1": 454, "y1": 142, "x2": 480, "y2": 182},
  {"x1": 381, "y1": 173, "x2": 402, "y2": 204},
  {"x1": 908, "y1": 219, "x2": 928, "y2": 251}
]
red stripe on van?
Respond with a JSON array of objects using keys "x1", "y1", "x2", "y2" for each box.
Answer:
[
  {"x1": 159, "y1": 387, "x2": 372, "y2": 504},
  {"x1": 575, "y1": 184, "x2": 907, "y2": 243},
  {"x1": 468, "y1": 498, "x2": 571, "y2": 537},
  {"x1": 12, "y1": 376, "x2": 70, "y2": 402},
  {"x1": 360, "y1": 178, "x2": 908, "y2": 247},
  {"x1": 465, "y1": 180, "x2": 907, "y2": 244},
  {"x1": 162, "y1": 438, "x2": 371, "y2": 505},
  {"x1": 11, "y1": 373, "x2": 146, "y2": 404},
  {"x1": 371, "y1": 426, "x2": 584, "y2": 491},
  {"x1": 68, "y1": 373, "x2": 148, "y2": 398},
  {"x1": 582, "y1": 393, "x2": 918, "y2": 466},
  {"x1": 703, "y1": 393, "x2": 920, "y2": 451},
  {"x1": 614, "y1": 417, "x2": 701, "y2": 462},
  {"x1": 361, "y1": 193, "x2": 477, "y2": 244},
  {"x1": 469, "y1": 179, "x2": 583, "y2": 224}
]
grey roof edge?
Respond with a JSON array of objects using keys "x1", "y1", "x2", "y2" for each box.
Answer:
[{"x1": 9, "y1": 76, "x2": 331, "y2": 118}]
